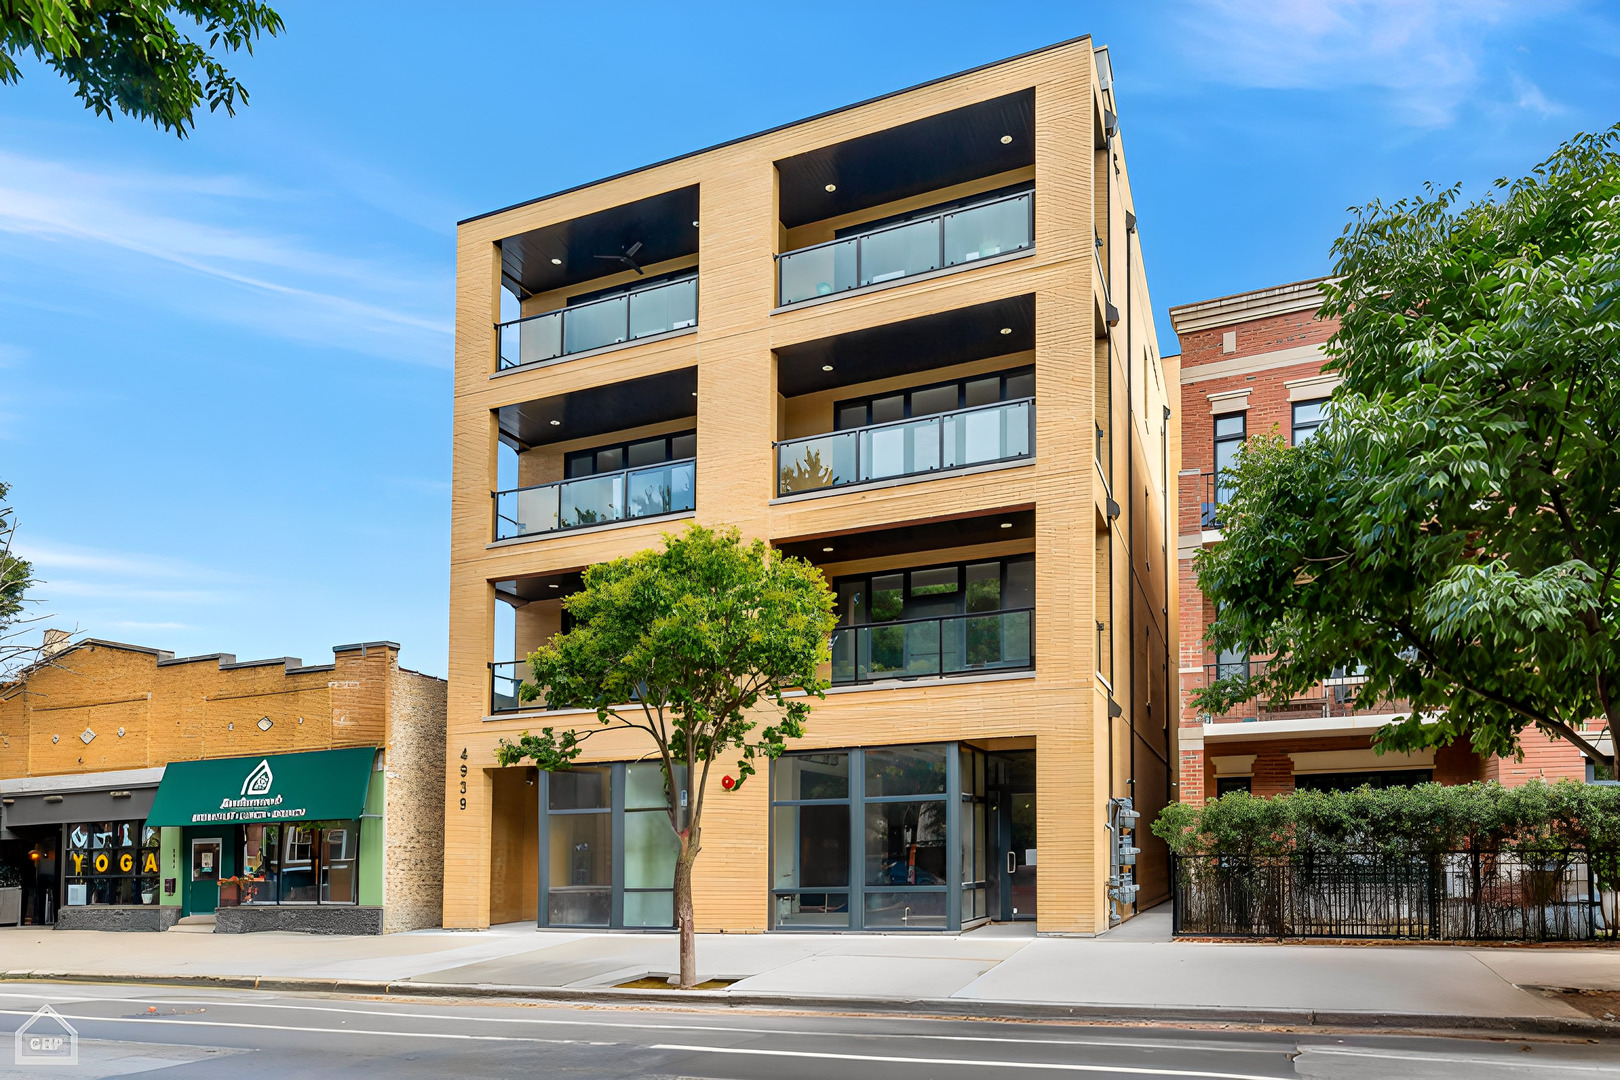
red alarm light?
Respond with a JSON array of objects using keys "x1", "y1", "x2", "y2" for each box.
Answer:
[{"x1": 721, "y1": 775, "x2": 735, "y2": 790}]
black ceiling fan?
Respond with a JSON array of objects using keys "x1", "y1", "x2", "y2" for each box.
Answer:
[{"x1": 594, "y1": 240, "x2": 645, "y2": 275}]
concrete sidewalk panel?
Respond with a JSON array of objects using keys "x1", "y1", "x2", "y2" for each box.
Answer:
[
  {"x1": 953, "y1": 940, "x2": 1590, "y2": 1019},
  {"x1": 730, "y1": 955, "x2": 998, "y2": 997},
  {"x1": 1466, "y1": 949, "x2": 1620, "y2": 993}
]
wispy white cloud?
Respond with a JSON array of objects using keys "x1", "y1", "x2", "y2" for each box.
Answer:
[
  {"x1": 1511, "y1": 74, "x2": 1565, "y2": 117},
  {"x1": 14, "y1": 539, "x2": 246, "y2": 631},
  {"x1": 0, "y1": 150, "x2": 453, "y2": 365},
  {"x1": 1173, "y1": 0, "x2": 1571, "y2": 126}
]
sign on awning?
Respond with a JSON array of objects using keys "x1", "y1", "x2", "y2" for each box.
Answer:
[{"x1": 144, "y1": 747, "x2": 377, "y2": 827}]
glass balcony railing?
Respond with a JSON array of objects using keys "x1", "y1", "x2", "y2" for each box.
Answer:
[
  {"x1": 498, "y1": 275, "x2": 697, "y2": 370},
  {"x1": 776, "y1": 398, "x2": 1033, "y2": 496},
  {"x1": 830, "y1": 609, "x2": 1033, "y2": 685},
  {"x1": 777, "y1": 190, "x2": 1033, "y2": 306},
  {"x1": 493, "y1": 458, "x2": 695, "y2": 541},
  {"x1": 490, "y1": 661, "x2": 525, "y2": 713}
]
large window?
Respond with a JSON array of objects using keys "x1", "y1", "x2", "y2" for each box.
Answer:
[
  {"x1": 833, "y1": 368, "x2": 1034, "y2": 431},
  {"x1": 238, "y1": 821, "x2": 361, "y2": 905},
  {"x1": 772, "y1": 744, "x2": 988, "y2": 931},
  {"x1": 539, "y1": 762, "x2": 680, "y2": 928},
  {"x1": 1292, "y1": 399, "x2": 1327, "y2": 444},
  {"x1": 1212, "y1": 412, "x2": 1246, "y2": 508},
  {"x1": 64, "y1": 820, "x2": 159, "y2": 906},
  {"x1": 830, "y1": 556, "x2": 1034, "y2": 684},
  {"x1": 565, "y1": 430, "x2": 696, "y2": 479}
]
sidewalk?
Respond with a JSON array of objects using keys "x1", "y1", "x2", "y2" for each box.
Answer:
[{"x1": 2, "y1": 908, "x2": 1617, "y2": 1034}]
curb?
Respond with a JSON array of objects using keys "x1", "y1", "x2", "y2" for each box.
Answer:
[{"x1": 2, "y1": 970, "x2": 1617, "y2": 1037}]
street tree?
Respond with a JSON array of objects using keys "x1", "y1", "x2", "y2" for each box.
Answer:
[
  {"x1": 0, "y1": 480, "x2": 41, "y2": 682},
  {"x1": 495, "y1": 524, "x2": 838, "y2": 987},
  {"x1": 1195, "y1": 126, "x2": 1620, "y2": 781},
  {"x1": 1, "y1": 0, "x2": 283, "y2": 136}
]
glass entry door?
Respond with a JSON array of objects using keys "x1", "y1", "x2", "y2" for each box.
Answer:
[{"x1": 987, "y1": 751, "x2": 1036, "y2": 922}]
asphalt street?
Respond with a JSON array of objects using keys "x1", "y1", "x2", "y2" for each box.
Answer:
[{"x1": 0, "y1": 982, "x2": 1616, "y2": 1080}]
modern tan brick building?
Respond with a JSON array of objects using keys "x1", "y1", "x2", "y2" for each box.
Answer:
[
  {"x1": 447, "y1": 37, "x2": 1176, "y2": 935},
  {"x1": 0, "y1": 636, "x2": 445, "y2": 932},
  {"x1": 1170, "y1": 279, "x2": 1608, "y2": 802}
]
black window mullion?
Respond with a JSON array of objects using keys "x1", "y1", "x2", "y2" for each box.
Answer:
[{"x1": 850, "y1": 748, "x2": 866, "y2": 930}]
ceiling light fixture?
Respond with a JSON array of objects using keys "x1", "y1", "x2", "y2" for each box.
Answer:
[
  {"x1": 1000, "y1": 522, "x2": 1013, "y2": 529},
  {"x1": 548, "y1": 583, "x2": 559, "y2": 589},
  {"x1": 550, "y1": 257, "x2": 563, "y2": 265},
  {"x1": 692, "y1": 220, "x2": 700, "y2": 227},
  {"x1": 822, "y1": 546, "x2": 834, "y2": 553},
  {"x1": 824, "y1": 183, "x2": 837, "y2": 192},
  {"x1": 1000, "y1": 327, "x2": 1013, "y2": 335},
  {"x1": 1000, "y1": 135, "x2": 1013, "y2": 145},
  {"x1": 549, "y1": 419, "x2": 561, "y2": 426},
  {"x1": 821, "y1": 364, "x2": 834, "y2": 372}
]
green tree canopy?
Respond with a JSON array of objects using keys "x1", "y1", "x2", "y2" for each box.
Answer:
[
  {"x1": 496, "y1": 524, "x2": 837, "y2": 987},
  {"x1": 1, "y1": 1, "x2": 283, "y2": 136},
  {"x1": 1195, "y1": 126, "x2": 1620, "y2": 779}
]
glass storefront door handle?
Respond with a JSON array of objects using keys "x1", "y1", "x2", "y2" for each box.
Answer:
[{"x1": 1007, "y1": 851, "x2": 1017, "y2": 875}]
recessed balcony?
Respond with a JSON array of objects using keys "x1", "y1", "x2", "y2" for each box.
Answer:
[
  {"x1": 499, "y1": 274, "x2": 696, "y2": 370},
  {"x1": 496, "y1": 186, "x2": 699, "y2": 372},
  {"x1": 774, "y1": 90, "x2": 1035, "y2": 309},
  {"x1": 491, "y1": 571, "x2": 582, "y2": 714},
  {"x1": 778, "y1": 511, "x2": 1036, "y2": 687},
  {"x1": 777, "y1": 189, "x2": 1032, "y2": 307},
  {"x1": 774, "y1": 296, "x2": 1035, "y2": 499},
  {"x1": 494, "y1": 369, "x2": 697, "y2": 543}
]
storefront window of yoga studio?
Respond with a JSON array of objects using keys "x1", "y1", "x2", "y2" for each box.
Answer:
[
  {"x1": 233, "y1": 822, "x2": 361, "y2": 905},
  {"x1": 64, "y1": 821, "x2": 160, "y2": 906}
]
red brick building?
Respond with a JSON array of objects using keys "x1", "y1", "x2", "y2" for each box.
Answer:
[{"x1": 1169, "y1": 279, "x2": 1607, "y2": 804}]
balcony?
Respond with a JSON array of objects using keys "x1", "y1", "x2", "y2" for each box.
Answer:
[
  {"x1": 776, "y1": 397, "x2": 1032, "y2": 496},
  {"x1": 1190, "y1": 660, "x2": 1398, "y2": 725},
  {"x1": 490, "y1": 660, "x2": 525, "y2": 714},
  {"x1": 777, "y1": 190, "x2": 1032, "y2": 307},
  {"x1": 1199, "y1": 470, "x2": 1230, "y2": 531},
  {"x1": 498, "y1": 274, "x2": 696, "y2": 371},
  {"x1": 494, "y1": 458, "x2": 694, "y2": 540},
  {"x1": 831, "y1": 608, "x2": 1033, "y2": 685}
]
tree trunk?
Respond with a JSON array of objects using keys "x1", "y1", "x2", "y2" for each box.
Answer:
[{"x1": 673, "y1": 843, "x2": 697, "y2": 989}]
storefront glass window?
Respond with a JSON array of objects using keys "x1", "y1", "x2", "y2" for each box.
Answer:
[
  {"x1": 539, "y1": 762, "x2": 684, "y2": 929},
  {"x1": 771, "y1": 744, "x2": 969, "y2": 931},
  {"x1": 230, "y1": 821, "x2": 359, "y2": 906},
  {"x1": 64, "y1": 819, "x2": 158, "y2": 906}
]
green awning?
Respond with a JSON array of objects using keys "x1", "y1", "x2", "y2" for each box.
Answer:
[{"x1": 145, "y1": 747, "x2": 378, "y2": 827}]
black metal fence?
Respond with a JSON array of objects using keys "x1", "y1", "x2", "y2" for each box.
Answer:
[{"x1": 1172, "y1": 850, "x2": 1616, "y2": 941}]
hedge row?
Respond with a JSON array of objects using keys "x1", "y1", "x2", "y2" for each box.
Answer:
[{"x1": 1151, "y1": 780, "x2": 1620, "y2": 858}]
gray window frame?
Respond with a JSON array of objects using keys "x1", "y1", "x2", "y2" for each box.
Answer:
[
  {"x1": 536, "y1": 763, "x2": 680, "y2": 930},
  {"x1": 770, "y1": 743, "x2": 980, "y2": 932}
]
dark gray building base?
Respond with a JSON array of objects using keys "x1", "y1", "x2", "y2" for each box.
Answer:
[
  {"x1": 54, "y1": 906, "x2": 181, "y2": 932},
  {"x1": 214, "y1": 905, "x2": 384, "y2": 935}
]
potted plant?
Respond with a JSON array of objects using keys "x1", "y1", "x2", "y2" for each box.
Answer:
[
  {"x1": 0, "y1": 865, "x2": 20, "y2": 926},
  {"x1": 217, "y1": 877, "x2": 242, "y2": 907}
]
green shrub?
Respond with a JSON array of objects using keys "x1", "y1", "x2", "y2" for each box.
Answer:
[{"x1": 1152, "y1": 781, "x2": 1620, "y2": 868}]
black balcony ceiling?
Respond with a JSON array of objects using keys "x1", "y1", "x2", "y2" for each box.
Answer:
[
  {"x1": 496, "y1": 571, "x2": 584, "y2": 604},
  {"x1": 776, "y1": 294, "x2": 1034, "y2": 398},
  {"x1": 776, "y1": 509, "x2": 1035, "y2": 566},
  {"x1": 776, "y1": 90, "x2": 1034, "y2": 230},
  {"x1": 500, "y1": 186, "x2": 700, "y2": 298},
  {"x1": 498, "y1": 367, "x2": 697, "y2": 448}
]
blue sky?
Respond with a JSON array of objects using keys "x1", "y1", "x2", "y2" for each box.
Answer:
[{"x1": 1, "y1": 1, "x2": 1615, "y2": 677}]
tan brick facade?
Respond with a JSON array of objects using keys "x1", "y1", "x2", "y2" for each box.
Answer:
[{"x1": 447, "y1": 38, "x2": 1177, "y2": 934}]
